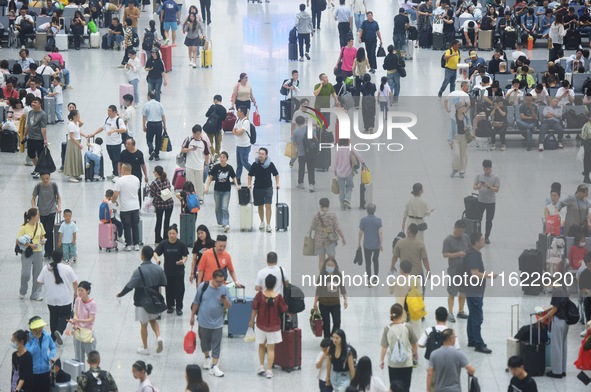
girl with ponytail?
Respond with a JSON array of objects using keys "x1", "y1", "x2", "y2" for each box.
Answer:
[{"x1": 15, "y1": 208, "x2": 46, "y2": 301}]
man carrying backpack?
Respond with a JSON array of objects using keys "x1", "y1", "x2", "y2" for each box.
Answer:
[
  {"x1": 438, "y1": 40, "x2": 461, "y2": 97},
  {"x1": 204, "y1": 95, "x2": 228, "y2": 161},
  {"x1": 418, "y1": 307, "x2": 459, "y2": 361},
  {"x1": 76, "y1": 350, "x2": 119, "y2": 392}
]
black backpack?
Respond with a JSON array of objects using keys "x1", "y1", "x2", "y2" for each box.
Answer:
[
  {"x1": 142, "y1": 29, "x2": 155, "y2": 51},
  {"x1": 543, "y1": 134, "x2": 559, "y2": 150},
  {"x1": 203, "y1": 111, "x2": 220, "y2": 133},
  {"x1": 280, "y1": 79, "x2": 291, "y2": 96},
  {"x1": 565, "y1": 298, "x2": 581, "y2": 325},
  {"x1": 440, "y1": 49, "x2": 450, "y2": 68},
  {"x1": 475, "y1": 119, "x2": 493, "y2": 138},
  {"x1": 583, "y1": 77, "x2": 591, "y2": 94},
  {"x1": 131, "y1": 31, "x2": 140, "y2": 47},
  {"x1": 84, "y1": 370, "x2": 110, "y2": 392},
  {"x1": 424, "y1": 327, "x2": 443, "y2": 359},
  {"x1": 245, "y1": 123, "x2": 257, "y2": 144}
]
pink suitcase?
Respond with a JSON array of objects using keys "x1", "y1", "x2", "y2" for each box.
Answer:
[
  {"x1": 98, "y1": 222, "x2": 118, "y2": 251},
  {"x1": 141, "y1": 52, "x2": 146, "y2": 67},
  {"x1": 119, "y1": 84, "x2": 134, "y2": 107},
  {"x1": 172, "y1": 167, "x2": 186, "y2": 190}
]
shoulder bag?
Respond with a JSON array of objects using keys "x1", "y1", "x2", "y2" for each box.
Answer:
[
  {"x1": 138, "y1": 266, "x2": 167, "y2": 314},
  {"x1": 334, "y1": 47, "x2": 345, "y2": 77},
  {"x1": 176, "y1": 137, "x2": 191, "y2": 168},
  {"x1": 280, "y1": 267, "x2": 305, "y2": 314},
  {"x1": 350, "y1": 152, "x2": 360, "y2": 171},
  {"x1": 73, "y1": 299, "x2": 95, "y2": 343},
  {"x1": 303, "y1": 230, "x2": 315, "y2": 256},
  {"x1": 318, "y1": 212, "x2": 339, "y2": 243},
  {"x1": 158, "y1": 181, "x2": 172, "y2": 201},
  {"x1": 213, "y1": 250, "x2": 228, "y2": 281},
  {"x1": 24, "y1": 223, "x2": 38, "y2": 258}
]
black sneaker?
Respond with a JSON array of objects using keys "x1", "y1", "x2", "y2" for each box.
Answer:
[
  {"x1": 475, "y1": 346, "x2": 492, "y2": 354},
  {"x1": 166, "y1": 308, "x2": 174, "y2": 314},
  {"x1": 546, "y1": 372, "x2": 563, "y2": 379},
  {"x1": 485, "y1": 238, "x2": 490, "y2": 244},
  {"x1": 457, "y1": 311, "x2": 469, "y2": 319},
  {"x1": 149, "y1": 152, "x2": 155, "y2": 161},
  {"x1": 176, "y1": 309, "x2": 183, "y2": 316}
]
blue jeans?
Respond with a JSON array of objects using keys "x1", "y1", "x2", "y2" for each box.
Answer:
[
  {"x1": 516, "y1": 119, "x2": 538, "y2": 146},
  {"x1": 129, "y1": 78, "x2": 139, "y2": 105},
  {"x1": 106, "y1": 144, "x2": 121, "y2": 176},
  {"x1": 387, "y1": 72, "x2": 401, "y2": 99},
  {"x1": 235, "y1": 145, "x2": 252, "y2": 181},
  {"x1": 466, "y1": 296, "x2": 485, "y2": 348},
  {"x1": 107, "y1": 33, "x2": 124, "y2": 47},
  {"x1": 407, "y1": 8, "x2": 417, "y2": 22},
  {"x1": 214, "y1": 191, "x2": 231, "y2": 226},
  {"x1": 354, "y1": 12, "x2": 365, "y2": 31},
  {"x1": 330, "y1": 371, "x2": 350, "y2": 392},
  {"x1": 84, "y1": 152, "x2": 101, "y2": 176},
  {"x1": 539, "y1": 120, "x2": 564, "y2": 143},
  {"x1": 56, "y1": 103, "x2": 63, "y2": 122},
  {"x1": 147, "y1": 78, "x2": 163, "y2": 102},
  {"x1": 120, "y1": 209, "x2": 140, "y2": 246},
  {"x1": 393, "y1": 32, "x2": 406, "y2": 52},
  {"x1": 61, "y1": 69, "x2": 70, "y2": 86},
  {"x1": 439, "y1": 68, "x2": 456, "y2": 94},
  {"x1": 337, "y1": 173, "x2": 354, "y2": 208}
]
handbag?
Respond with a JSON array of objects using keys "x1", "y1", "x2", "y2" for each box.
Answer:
[
  {"x1": 73, "y1": 299, "x2": 95, "y2": 343},
  {"x1": 399, "y1": 67, "x2": 407, "y2": 78},
  {"x1": 303, "y1": 231, "x2": 315, "y2": 256},
  {"x1": 465, "y1": 130, "x2": 475, "y2": 143},
  {"x1": 376, "y1": 45, "x2": 386, "y2": 57},
  {"x1": 334, "y1": 47, "x2": 345, "y2": 76},
  {"x1": 197, "y1": 36, "x2": 206, "y2": 47},
  {"x1": 353, "y1": 247, "x2": 363, "y2": 265},
  {"x1": 35, "y1": 146, "x2": 56, "y2": 174},
  {"x1": 350, "y1": 152, "x2": 360, "y2": 171},
  {"x1": 24, "y1": 223, "x2": 39, "y2": 258},
  {"x1": 331, "y1": 178, "x2": 340, "y2": 194},
  {"x1": 138, "y1": 267, "x2": 167, "y2": 314},
  {"x1": 176, "y1": 137, "x2": 191, "y2": 168},
  {"x1": 284, "y1": 142, "x2": 297, "y2": 159},
  {"x1": 160, "y1": 130, "x2": 172, "y2": 152},
  {"x1": 318, "y1": 212, "x2": 339, "y2": 243},
  {"x1": 432, "y1": 19, "x2": 444, "y2": 34},
  {"x1": 310, "y1": 309, "x2": 323, "y2": 337},
  {"x1": 160, "y1": 187, "x2": 172, "y2": 201},
  {"x1": 184, "y1": 328, "x2": 197, "y2": 353},
  {"x1": 417, "y1": 222, "x2": 428, "y2": 231},
  {"x1": 87, "y1": 20, "x2": 98, "y2": 33},
  {"x1": 361, "y1": 164, "x2": 371, "y2": 185},
  {"x1": 253, "y1": 110, "x2": 261, "y2": 126}
]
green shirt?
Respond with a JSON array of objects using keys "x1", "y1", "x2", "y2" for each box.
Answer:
[
  {"x1": 582, "y1": 121, "x2": 591, "y2": 140},
  {"x1": 76, "y1": 367, "x2": 118, "y2": 392},
  {"x1": 313, "y1": 82, "x2": 335, "y2": 109}
]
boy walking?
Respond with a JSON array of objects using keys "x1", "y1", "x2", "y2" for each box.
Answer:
[{"x1": 58, "y1": 209, "x2": 78, "y2": 264}]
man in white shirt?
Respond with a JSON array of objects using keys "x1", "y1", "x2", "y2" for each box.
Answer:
[
  {"x1": 90, "y1": 105, "x2": 127, "y2": 181},
  {"x1": 511, "y1": 42, "x2": 528, "y2": 62},
  {"x1": 181, "y1": 124, "x2": 210, "y2": 202},
  {"x1": 418, "y1": 307, "x2": 461, "y2": 351},
  {"x1": 556, "y1": 79, "x2": 575, "y2": 106},
  {"x1": 125, "y1": 49, "x2": 141, "y2": 105},
  {"x1": 334, "y1": 0, "x2": 353, "y2": 48},
  {"x1": 505, "y1": 79, "x2": 525, "y2": 105},
  {"x1": 444, "y1": 81, "x2": 470, "y2": 122},
  {"x1": 232, "y1": 107, "x2": 252, "y2": 186},
  {"x1": 25, "y1": 78, "x2": 42, "y2": 98},
  {"x1": 142, "y1": 91, "x2": 166, "y2": 161},
  {"x1": 254, "y1": 252, "x2": 288, "y2": 295},
  {"x1": 530, "y1": 83, "x2": 549, "y2": 105},
  {"x1": 15, "y1": 9, "x2": 35, "y2": 46},
  {"x1": 121, "y1": 94, "x2": 136, "y2": 138},
  {"x1": 111, "y1": 163, "x2": 141, "y2": 251}
]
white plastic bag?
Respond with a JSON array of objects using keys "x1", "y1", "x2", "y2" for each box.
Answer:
[
  {"x1": 244, "y1": 327, "x2": 256, "y2": 343},
  {"x1": 577, "y1": 146, "x2": 585, "y2": 162},
  {"x1": 142, "y1": 196, "x2": 155, "y2": 213}
]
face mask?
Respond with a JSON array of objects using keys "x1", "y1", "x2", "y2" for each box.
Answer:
[
  {"x1": 325, "y1": 267, "x2": 335, "y2": 274},
  {"x1": 10, "y1": 342, "x2": 17, "y2": 350},
  {"x1": 581, "y1": 242, "x2": 586, "y2": 247}
]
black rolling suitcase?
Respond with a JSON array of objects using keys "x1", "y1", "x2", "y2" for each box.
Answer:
[
  {"x1": 84, "y1": 137, "x2": 104, "y2": 181},
  {"x1": 418, "y1": 29, "x2": 432, "y2": 48},
  {"x1": 504, "y1": 31, "x2": 517, "y2": 49},
  {"x1": 276, "y1": 190, "x2": 289, "y2": 232},
  {"x1": 280, "y1": 98, "x2": 292, "y2": 122},
  {"x1": 461, "y1": 214, "x2": 481, "y2": 237},
  {"x1": 518, "y1": 249, "x2": 543, "y2": 295},
  {"x1": 289, "y1": 43, "x2": 298, "y2": 61},
  {"x1": 520, "y1": 313, "x2": 546, "y2": 377},
  {"x1": 315, "y1": 129, "x2": 333, "y2": 171},
  {"x1": 432, "y1": 32, "x2": 445, "y2": 50},
  {"x1": 463, "y1": 193, "x2": 480, "y2": 220},
  {"x1": 0, "y1": 130, "x2": 19, "y2": 152}
]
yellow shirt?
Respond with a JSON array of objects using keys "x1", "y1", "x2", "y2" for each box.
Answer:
[
  {"x1": 16, "y1": 222, "x2": 46, "y2": 253},
  {"x1": 444, "y1": 49, "x2": 460, "y2": 70}
]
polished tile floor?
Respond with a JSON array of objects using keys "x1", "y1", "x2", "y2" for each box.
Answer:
[{"x1": 1, "y1": 0, "x2": 591, "y2": 390}]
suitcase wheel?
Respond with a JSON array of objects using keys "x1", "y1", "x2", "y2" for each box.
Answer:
[{"x1": 228, "y1": 333, "x2": 234, "y2": 338}]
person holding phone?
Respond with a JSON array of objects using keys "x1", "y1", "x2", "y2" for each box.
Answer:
[{"x1": 473, "y1": 159, "x2": 500, "y2": 245}]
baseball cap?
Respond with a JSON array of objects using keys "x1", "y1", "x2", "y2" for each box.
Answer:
[{"x1": 469, "y1": 51, "x2": 477, "y2": 58}]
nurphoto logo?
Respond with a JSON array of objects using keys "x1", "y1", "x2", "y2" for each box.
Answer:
[{"x1": 302, "y1": 105, "x2": 419, "y2": 152}]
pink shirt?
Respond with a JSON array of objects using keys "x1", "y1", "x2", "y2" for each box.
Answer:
[
  {"x1": 341, "y1": 47, "x2": 358, "y2": 72},
  {"x1": 74, "y1": 297, "x2": 97, "y2": 330},
  {"x1": 334, "y1": 148, "x2": 363, "y2": 178},
  {"x1": 48, "y1": 53, "x2": 65, "y2": 67}
]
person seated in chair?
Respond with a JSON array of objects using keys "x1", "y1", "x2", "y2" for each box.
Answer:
[
  {"x1": 516, "y1": 93, "x2": 539, "y2": 151},
  {"x1": 566, "y1": 49, "x2": 586, "y2": 72},
  {"x1": 516, "y1": 65, "x2": 536, "y2": 89},
  {"x1": 15, "y1": 8, "x2": 35, "y2": 46},
  {"x1": 556, "y1": 79, "x2": 574, "y2": 106},
  {"x1": 538, "y1": 97, "x2": 564, "y2": 151},
  {"x1": 579, "y1": 7, "x2": 591, "y2": 37}
]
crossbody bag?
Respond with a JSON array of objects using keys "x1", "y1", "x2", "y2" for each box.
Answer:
[{"x1": 318, "y1": 212, "x2": 339, "y2": 243}]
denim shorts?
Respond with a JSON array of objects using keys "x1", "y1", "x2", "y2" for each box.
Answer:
[
  {"x1": 253, "y1": 187, "x2": 273, "y2": 206},
  {"x1": 163, "y1": 21, "x2": 178, "y2": 31}
]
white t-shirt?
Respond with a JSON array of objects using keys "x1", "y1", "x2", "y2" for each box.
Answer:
[
  {"x1": 185, "y1": 137, "x2": 209, "y2": 170},
  {"x1": 122, "y1": 106, "x2": 136, "y2": 137},
  {"x1": 556, "y1": 87, "x2": 575, "y2": 107},
  {"x1": 25, "y1": 88, "x2": 42, "y2": 98},
  {"x1": 234, "y1": 117, "x2": 251, "y2": 147},
  {"x1": 137, "y1": 378, "x2": 154, "y2": 392},
  {"x1": 316, "y1": 352, "x2": 328, "y2": 381},
  {"x1": 127, "y1": 57, "x2": 142, "y2": 81},
  {"x1": 68, "y1": 121, "x2": 81, "y2": 140},
  {"x1": 254, "y1": 265, "x2": 288, "y2": 295},
  {"x1": 52, "y1": 84, "x2": 63, "y2": 105},
  {"x1": 37, "y1": 264, "x2": 78, "y2": 306},
  {"x1": 101, "y1": 116, "x2": 126, "y2": 145},
  {"x1": 37, "y1": 65, "x2": 55, "y2": 76},
  {"x1": 114, "y1": 175, "x2": 140, "y2": 212},
  {"x1": 89, "y1": 143, "x2": 102, "y2": 156},
  {"x1": 417, "y1": 325, "x2": 461, "y2": 350},
  {"x1": 461, "y1": 20, "x2": 479, "y2": 32},
  {"x1": 378, "y1": 84, "x2": 391, "y2": 102},
  {"x1": 511, "y1": 50, "x2": 528, "y2": 62}
]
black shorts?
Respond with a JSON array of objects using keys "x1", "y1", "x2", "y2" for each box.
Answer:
[
  {"x1": 253, "y1": 187, "x2": 273, "y2": 206},
  {"x1": 27, "y1": 139, "x2": 44, "y2": 159}
]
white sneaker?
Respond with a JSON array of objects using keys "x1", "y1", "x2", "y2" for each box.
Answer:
[
  {"x1": 257, "y1": 365, "x2": 266, "y2": 375},
  {"x1": 137, "y1": 347, "x2": 150, "y2": 355},
  {"x1": 192, "y1": 63, "x2": 197, "y2": 68},
  {"x1": 224, "y1": 225, "x2": 230, "y2": 232},
  {"x1": 209, "y1": 365, "x2": 224, "y2": 377},
  {"x1": 156, "y1": 337, "x2": 163, "y2": 353},
  {"x1": 297, "y1": 183, "x2": 304, "y2": 189},
  {"x1": 582, "y1": 330, "x2": 587, "y2": 337},
  {"x1": 189, "y1": 60, "x2": 193, "y2": 65},
  {"x1": 266, "y1": 224, "x2": 272, "y2": 233},
  {"x1": 266, "y1": 370, "x2": 273, "y2": 379},
  {"x1": 133, "y1": 244, "x2": 140, "y2": 251},
  {"x1": 259, "y1": 222, "x2": 265, "y2": 230},
  {"x1": 19, "y1": 294, "x2": 24, "y2": 299},
  {"x1": 124, "y1": 245, "x2": 132, "y2": 251},
  {"x1": 203, "y1": 357, "x2": 212, "y2": 370},
  {"x1": 68, "y1": 177, "x2": 79, "y2": 183},
  {"x1": 54, "y1": 331, "x2": 63, "y2": 345},
  {"x1": 309, "y1": 184, "x2": 315, "y2": 192},
  {"x1": 93, "y1": 175, "x2": 101, "y2": 180},
  {"x1": 111, "y1": 176, "x2": 119, "y2": 183},
  {"x1": 117, "y1": 236, "x2": 124, "y2": 243}
]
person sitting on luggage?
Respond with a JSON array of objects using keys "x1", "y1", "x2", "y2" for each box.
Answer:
[
  {"x1": 176, "y1": 181, "x2": 200, "y2": 214},
  {"x1": 102, "y1": 189, "x2": 124, "y2": 242},
  {"x1": 461, "y1": 21, "x2": 478, "y2": 48},
  {"x1": 569, "y1": 232, "x2": 588, "y2": 270},
  {"x1": 85, "y1": 137, "x2": 104, "y2": 181}
]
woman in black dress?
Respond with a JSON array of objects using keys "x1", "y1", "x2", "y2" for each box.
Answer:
[
  {"x1": 11, "y1": 329, "x2": 33, "y2": 392},
  {"x1": 189, "y1": 224, "x2": 215, "y2": 287}
]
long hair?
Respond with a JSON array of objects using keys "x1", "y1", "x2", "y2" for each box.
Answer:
[
  {"x1": 23, "y1": 208, "x2": 38, "y2": 226},
  {"x1": 356, "y1": 47, "x2": 366, "y2": 62},
  {"x1": 350, "y1": 356, "x2": 373, "y2": 391},
  {"x1": 328, "y1": 329, "x2": 348, "y2": 359},
  {"x1": 154, "y1": 165, "x2": 167, "y2": 182},
  {"x1": 50, "y1": 250, "x2": 64, "y2": 284},
  {"x1": 185, "y1": 12, "x2": 197, "y2": 32}
]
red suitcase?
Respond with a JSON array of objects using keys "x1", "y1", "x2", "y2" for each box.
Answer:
[
  {"x1": 141, "y1": 51, "x2": 146, "y2": 67},
  {"x1": 119, "y1": 84, "x2": 134, "y2": 108},
  {"x1": 98, "y1": 222, "x2": 118, "y2": 251},
  {"x1": 222, "y1": 109, "x2": 237, "y2": 132},
  {"x1": 161, "y1": 45, "x2": 172, "y2": 72},
  {"x1": 274, "y1": 328, "x2": 302, "y2": 372},
  {"x1": 172, "y1": 167, "x2": 186, "y2": 190}
]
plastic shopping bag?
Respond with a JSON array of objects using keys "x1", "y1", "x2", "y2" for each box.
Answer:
[{"x1": 244, "y1": 327, "x2": 256, "y2": 343}]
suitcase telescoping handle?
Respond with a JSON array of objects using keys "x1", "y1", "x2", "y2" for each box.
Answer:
[
  {"x1": 233, "y1": 286, "x2": 246, "y2": 303},
  {"x1": 529, "y1": 311, "x2": 541, "y2": 346},
  {"x1": 510, "y1": 304, "x2": 520, "y2": 336},
  {"x1": 55, "y1": 211, "x2": 61, "y2": 224}
]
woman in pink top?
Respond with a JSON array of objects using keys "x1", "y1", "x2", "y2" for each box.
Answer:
[
  {"x1": 334, "y1": 138, "x2": 364, "y2": 210},
  {"x1": 71, "y1": 281, "x2": 97, "y2": 362},
  {"x1": 335, "y1": 37, "x2": 358, "y2": 77}
]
